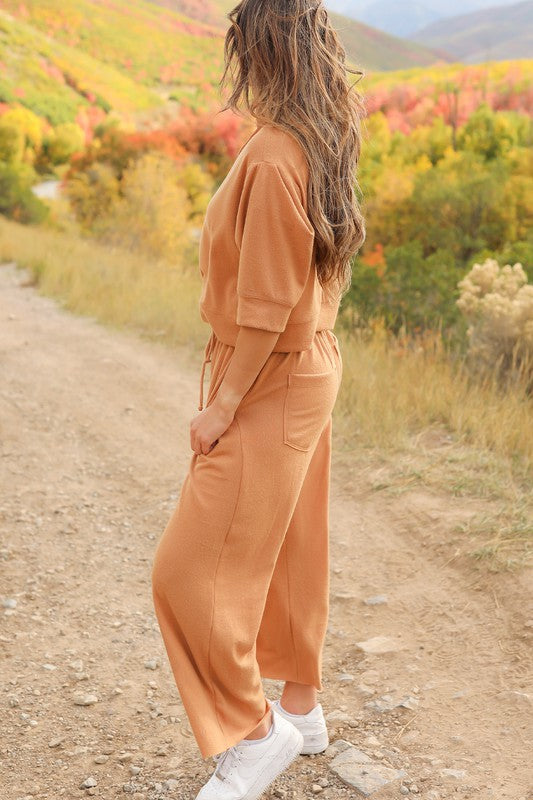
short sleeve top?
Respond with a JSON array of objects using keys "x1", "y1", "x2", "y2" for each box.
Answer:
[{"x1": 198, "y1": 123, "x2": 341, "y2": 351}]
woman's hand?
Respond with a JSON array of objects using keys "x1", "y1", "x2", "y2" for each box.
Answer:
[
  {"x1": 191, "y1": 326, "x2": 282, "y2": 455},
  {"x1": 190, "y1": 399, "x2": 235, "y2": 455}
]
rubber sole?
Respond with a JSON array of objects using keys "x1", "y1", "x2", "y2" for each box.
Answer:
[{"x1": 300, "y1": 735, "x2": 329, "y2": 755}]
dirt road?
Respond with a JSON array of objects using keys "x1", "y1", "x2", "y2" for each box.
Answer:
[{"x1": 1, "y1": 262, "x2": 531, "y2": 800}]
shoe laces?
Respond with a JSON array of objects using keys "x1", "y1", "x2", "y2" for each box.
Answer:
[{"x1": 212, "y1": 745, "x2": 241, "y2": 781}]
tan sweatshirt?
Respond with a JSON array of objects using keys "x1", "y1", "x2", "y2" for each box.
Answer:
[{"x1": 198, "y1": 123, "x2": 341, "y2": 351}]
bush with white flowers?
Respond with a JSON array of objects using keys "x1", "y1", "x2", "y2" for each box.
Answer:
[{"x1": 456, "y1": 257, "x2": 533, "y2": 387}]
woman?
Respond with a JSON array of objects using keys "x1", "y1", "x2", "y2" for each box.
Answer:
[{"x1": 151, "y1": 1, "x2": 365, "y2": 797}]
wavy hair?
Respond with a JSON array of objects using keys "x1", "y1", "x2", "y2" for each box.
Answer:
[{"x1": 219, "y1": 0, "x2": 366, "y2": 297}]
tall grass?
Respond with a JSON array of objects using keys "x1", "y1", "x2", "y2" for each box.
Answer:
[
  {"x1": 0, "y1": 218, "x2": 208, "y2": 353},
  {"x1": 335, "y1": 322, "x2": 533, "y2": 475}
]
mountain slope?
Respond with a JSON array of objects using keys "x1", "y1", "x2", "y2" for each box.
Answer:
[
  {"x1": 0, "y1": 9, "x2": 162, "y2": 124},
  {"x1": 410, "y1": 0, "x2": 533, "y2": 63},
  {"x1": 0, "y1": 0, "x2": 223, "y2": 96}
]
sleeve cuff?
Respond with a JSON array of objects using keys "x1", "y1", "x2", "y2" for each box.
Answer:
[{"x1": 236, "y1": 294, "x2": 293, "y2": 333}]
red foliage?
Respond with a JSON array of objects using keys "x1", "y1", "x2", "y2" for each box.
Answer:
[
  {"x1": 365, "y1": 65, "x2": 532, "y2": 134},
  {"x1": 64, "y1": 107, "x2": 255, "y2": 190},
  {"x1": 167, "y1": 107, "x2": 251, "y2": 161}
]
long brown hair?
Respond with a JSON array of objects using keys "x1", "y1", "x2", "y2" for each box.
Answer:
[{"x1": 219, "y1": 0, "x2": 366, "y2": 297}]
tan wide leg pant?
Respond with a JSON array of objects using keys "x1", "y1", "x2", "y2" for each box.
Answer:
[{"x1": 151, "y1": 327, "x2": 343, "y2": 759}]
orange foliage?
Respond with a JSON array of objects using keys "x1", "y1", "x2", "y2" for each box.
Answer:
[
  {"x1": 360, "y1": 243, "x2": 386, "y2": 278},
  {"x1": 122, "y1": 130, "x2": 189, "y2": 163}
]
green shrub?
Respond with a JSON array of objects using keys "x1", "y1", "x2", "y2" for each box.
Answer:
[{"x1": 0, "y1": 163, "x2": 49, "y2": 223}]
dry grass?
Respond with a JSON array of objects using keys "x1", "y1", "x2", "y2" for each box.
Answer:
[
  {"x1": 1, "y1": 216, "x2": 531, "y2": 568},
  {"x1": 334, "y1": 323, "x2": 533, "y2": 475},
  {"x1": 0, "y1": 218, "x2": 207, "y2": 353}
]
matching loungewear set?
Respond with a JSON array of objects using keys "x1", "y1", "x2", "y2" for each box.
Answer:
[{"x1": 151, "y1": 123, "x2": 343, "y2": 760}]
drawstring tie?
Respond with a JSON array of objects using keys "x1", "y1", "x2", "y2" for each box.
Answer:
[{"x1": 198, "y1": 330, "x2": 216, "y2": 411}]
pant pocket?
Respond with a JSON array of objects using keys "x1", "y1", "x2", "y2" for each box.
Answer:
[{"x1": 283, "y1": 368, "x2": 340, "y2": 452}]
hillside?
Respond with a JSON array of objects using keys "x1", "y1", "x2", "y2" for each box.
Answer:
[
  {"x1": 410, "y1": 0, "x2": 533, "y2": 63},
  {"x1": 0, "y1": 9, "x2": 162, "y2": 124},
  {"x1": 0, "y1": 0, "x2": 224, "y2": 123}
]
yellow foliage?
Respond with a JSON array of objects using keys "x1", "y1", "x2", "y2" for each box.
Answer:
[
  {"x1": 100, "y1": 151, "x2": 191, "y2": 263},
  {"x1": 0, "y1": 107, "x2": 44, "y2": 160},
  {"x1": 65, "y1": 162, "x2": 120, "y2": 230},
  {"x1": 414, "y1": 153, "x2": 432, "y2": 173},
  {"x1": 176, "y1": 160, "x2": 214, "y2": 224},
  {"x1": 46, "y1": 122, "x2": 86, "y2": 164},
  {"x1": 0, "y1": 119, "x2": 25, "y2": 163},
  {"x1": 362, "y1": 111, "x2": 391, "y2": 156}
]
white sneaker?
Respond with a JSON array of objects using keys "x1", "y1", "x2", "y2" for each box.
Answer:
[
  {"x1": 269, "y1": 698, "x2": 329, "y2": 755},
  {"x1": 195, "y1": 708, "x2": 304, "y2": 799}
]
